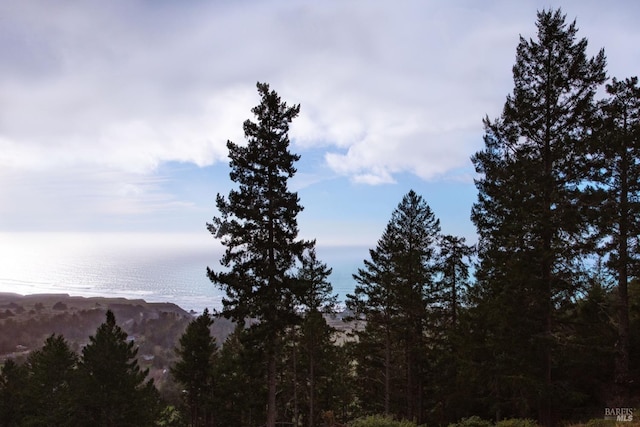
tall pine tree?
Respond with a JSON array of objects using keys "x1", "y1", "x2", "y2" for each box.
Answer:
[
  {"x1": 75, "y1": 310, "x2": 160, "y2": 427},
  {"x1": 347, "y1": 190, "x2": 440, "y2": 423},
  {"x1": 214, "y1": 325, "x2": 267, "y2": 427},
  {"x1": 438, "y1": 235, "x2": 474, "y2": 329},
  {"x1": 0, "y1": 359, "x2": 27, "y2": 426},
  {"x1": 431, "y1": 235, "x2": 474, "y2": 424},
  {"x1": 593, "y1": 77, "x2": 640, "y2": 404},
  {"x1": 295, "y1": 248, "x2": 337, "y2": 427},
  {"x1": 24, "y1": 334, "x2": 77, "y2": 427},
  {"x1": 172, "y1": 309, "x2": 217, "y2": 427},
  {"x1": 470, "y1": 9, "x2": 606, "y2": 425},
  {"x1": 207, "y1": 82, "x2": 312, "y2": 427}
]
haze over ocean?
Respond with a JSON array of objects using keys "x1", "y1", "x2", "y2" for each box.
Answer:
[{"x1": 0, "y1": 232, "x2": 367, "y2": 313}]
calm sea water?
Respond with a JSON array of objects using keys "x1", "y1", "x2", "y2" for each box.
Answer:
[{"x1": 0, "y1": 232, "x2": 367, "y2": 313}]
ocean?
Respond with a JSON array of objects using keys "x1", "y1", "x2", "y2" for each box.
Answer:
[{"x1": 0, "y1": 232, "x2": 367, "y2": 313}]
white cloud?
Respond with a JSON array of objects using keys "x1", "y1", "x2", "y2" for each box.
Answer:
[
  {"x1": 0, "y1": 0, "x2": 638, "y2": 228},
  {"x1": 0, "y1": 2, "x2": 260, "y2": 174},
  {"x1": 0, "y1": 166, "x2": 196, "y2": 230}
]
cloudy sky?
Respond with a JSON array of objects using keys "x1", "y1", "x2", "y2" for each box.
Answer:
[{"x1": 1, "y1": 0, "x2": 639, "y2": 248}]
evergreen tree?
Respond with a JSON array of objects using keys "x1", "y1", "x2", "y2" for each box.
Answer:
[
  {"x1": 593, "y1": 77, "x2": 640, "y2": 404},
  {"x1": 347, "y1": 190, "x2": 441, "y2": 423},
  {"x1": 437, "y1": 235, "x2": 474, "y2": 328},
  {"x1": 295, "y1": 248, "x2": 337, "y2": 427},
  {"x1": 431, "y1": 235, "x2": 474, "y2": 424},
  {"x1": 347, "y1": 226, "x2": 397, "y2": 417},
  {"x1": 171, "y1": 309, "x2": 217, "y2": 427},
  {"x1": 214, "y1": 325, "x2": 267, "y2": 427},
  {"x1": 326, "y1": 343, "x2": 358, "y2": 424},
  {"x1": 470, "y1": 8, "x2": 606, "y2": 424},
  {"x1": 24, "y1": 334, "x2": 78, "y2": 426},
  {"x1": 297, "y1": 248, "x2": 337, "y2": 314},
  {"x1": 560, "y1": 275, "x2": 616, "y2": 415},
  {"x1": 628, "y1": 278, "x2": 640, "y2": 397},
  {"x1": 0, "y1": 359, "x2": 27, "y2": 426},
  {"x1": 207, "y1": 82, "x2": 311, "y2": 427},
  {"x1": 75, "y1": 310, "x2": 160, "y2": 427}
]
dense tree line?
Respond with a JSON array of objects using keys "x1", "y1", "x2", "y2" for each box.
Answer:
[
  {"x1": 468, "y1": 9, "x2": 639, "y2": 426},
  {"x1": 0, "y1": 299, "x2": 192, "y2": 360},
  {"x1": 1, "y1": 8, "x2": 638, "y2": 427},
  {"x1": 197, "y1": 9, "x2": 639, "y2": 426},
  {"x1": 0, "y1": 311, "x2": 161, "y2": 426}
]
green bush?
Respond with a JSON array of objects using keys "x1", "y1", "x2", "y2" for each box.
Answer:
[
  {"x1": 495, "y1": 419, "x2": 539, "y2": 427},
  {"x1": 156, "y1": 405, "x2": 186, "y2": 427},
  {"x1": 349, "y1": 414, "x2": 418, "y2": 427},
  {"x1": 448, "y1": 416, "x2": 494, "y2": 427},
  {"x1": 584, "y1": 419, "x2": 617, "y2": 427}
]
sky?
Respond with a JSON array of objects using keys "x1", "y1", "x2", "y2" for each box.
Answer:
[{"x1": 1, "y1": 0, "x2": 639, "y2": 251}]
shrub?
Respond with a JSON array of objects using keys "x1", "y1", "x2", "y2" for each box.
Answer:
[
  {"x1": 349, "y1": 414, "x2": 418, "y2": 427},
  {"x1": 449, "y1": 416, "x2": 494, "y2": 427},
  {"x1": 496, "y1": 419, "x2": 539, "y2": 427},
  {"x1": 584, "y1": 419, "x2": 617, "y2": 427},
  {"x1": 52, "y1": 302, "x2": 67, "y2": 311}
]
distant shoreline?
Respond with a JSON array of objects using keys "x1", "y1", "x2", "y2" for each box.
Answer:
[{"x1": 0, "y1": 291, "x2": 196, "y2": 316}]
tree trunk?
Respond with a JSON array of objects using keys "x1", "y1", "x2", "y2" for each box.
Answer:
[
  {"x1": 267, "y1": 351, "x2": 277, "y2": 427},
  {"x1": 406, "y1": 337, "x2": 412, "y2": 420},
  {"x1": 452, "y1": 263, "x2": 457, "y2": 327},
  {"x1": 309, "y1": 351, "x2": 315, "y2": 427},
  {"x1": 615, "y1": 119, "x2": 630, "y2": 405},
  {"x1": 293, "y1": 339, "x2": 299, "y2": 427},
  {"x1": 540, "y1": 62, "x2": 554, "y2": 427},
  {"x1": 384, "y1": 323, "x2": 391, "y2": 416}
]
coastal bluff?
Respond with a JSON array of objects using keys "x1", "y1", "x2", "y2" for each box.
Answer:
[{"x1": 0, "y1": 292, "x2": 198, "y2": 363}]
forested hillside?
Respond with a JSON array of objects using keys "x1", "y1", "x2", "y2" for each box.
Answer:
[{"x1": 0, "y1": 293, "x2": 192, "y2": 352}]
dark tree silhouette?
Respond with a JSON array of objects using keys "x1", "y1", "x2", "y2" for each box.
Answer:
[
  {"x1": 0, "y1": 359, "x2": 27, "y2": 426},
  {"x1": 593, "y1": 77, "x2": 640, "y2": 404},
  {"x1": 208, "y1": 82, "x2": 312, "y2": 427},
  {"x1": 295, "y1": 248, "x2": 337, "y2": 427},
  {"x1": 75, "y1": 310, "x2": 160, "y2": 427},
  {"x1": 471, "y1": 8, "x2": 606, "y2": 424},
  {"x1": 172, "y1": 309, "x2": 217, "y2": 427},
  {"x1": 347, "y1": 190, "x2": 441, "y2": 423},
  {"x1": 24, "y1": 334, "x2": 77, "y2": 426}
]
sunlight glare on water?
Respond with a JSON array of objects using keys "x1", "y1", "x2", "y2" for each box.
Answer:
[
  {"x1": 0, "y1": 232, "x2": 365, "y2": 313},
  {"x1": 0, "y1": 232, "x2": 225, "y2": 313}
]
